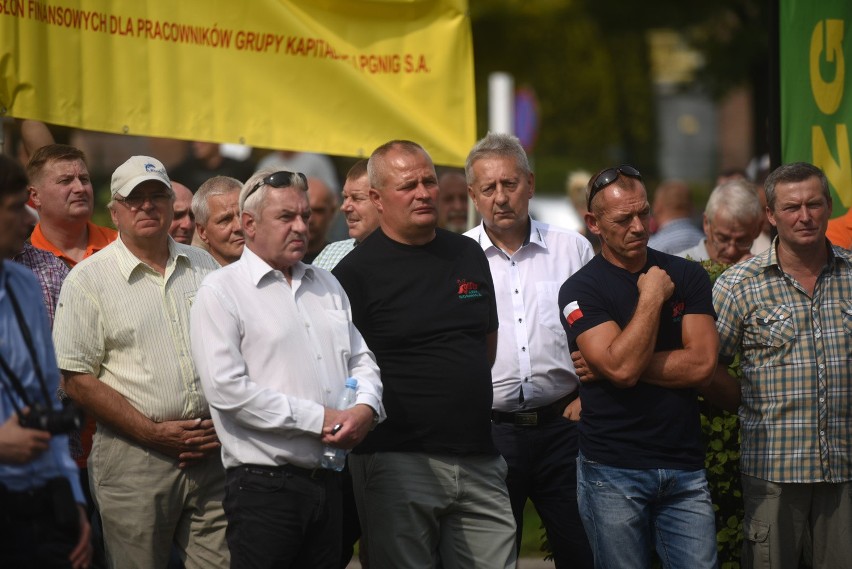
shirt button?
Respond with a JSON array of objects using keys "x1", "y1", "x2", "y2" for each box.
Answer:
[
  {"x1": 819, "y1": 397, "x2": 825, "y2": 403},
  {"x1": 819, "y1": 364, "x2": 825, "y2": 370},
  {"x1": 317, "y1": 354, "x2": 322, "y2": 360},
  {"x1": 514, "y1": 289, "x2": 519, "y2": 294},
  {"x1": 815, "y1": 331, "x2": 821, "y2": 338},
  {"x1": 511, "y1": 261, "x2": 515, "y2": 266},
  {"x1": 518, "y1": 318, "x2": 522, "y2": 323},
  {"x1": 820, "y1": 430, "x2": 825, "y2": 436},
  {"x1": 521, "y1": 347, "x2": 526, "y2": 352}
]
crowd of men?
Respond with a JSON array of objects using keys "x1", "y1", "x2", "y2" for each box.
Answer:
[{"x1": 0, "y1": 126, "x2": 850, "y2": 569}]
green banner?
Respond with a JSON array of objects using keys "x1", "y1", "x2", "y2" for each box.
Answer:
[{"x1": 781, "y1": 0, "x2": 852, "y2": 213}]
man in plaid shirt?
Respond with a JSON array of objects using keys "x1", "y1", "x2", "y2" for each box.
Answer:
[{"x1": 708, "y1": 162, "x2": 852, "y2": 569}]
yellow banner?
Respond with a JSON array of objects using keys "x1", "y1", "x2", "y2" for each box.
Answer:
[{"x1": 0, "y1": 0, "x2": 475, "y2": 165}]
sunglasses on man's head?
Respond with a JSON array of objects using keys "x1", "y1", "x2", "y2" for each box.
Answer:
[
  {"x1": 587, "y1": 165, "x2": 642, "y2": 210},
  {"x1": 243, "y1": 171, "x2": 308, "y2": 205}
]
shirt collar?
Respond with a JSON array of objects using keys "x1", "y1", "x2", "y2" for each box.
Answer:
[
  {"x1": 475, "y1": 217, "x2": 545, "y2": 254},
  {"x1": 243, "y1": 245, "x2": 313, "y2": 287},
  {"x1": 114, "y1": 235, "x2": 189, "y2": 282},
  {"x1": 761, "y1": 235, "x2": 852, "y2": 272}
]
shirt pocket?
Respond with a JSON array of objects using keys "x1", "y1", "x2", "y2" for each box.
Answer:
[
  {"x1": 745, "y1": 305, "x2": 795, "y2": 348},
  {"x1": 841, "y1": 300, "x2": 852, "y2": 336}
]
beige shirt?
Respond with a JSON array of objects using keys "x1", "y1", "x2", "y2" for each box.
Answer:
[{"x1": 54, "y1": 236, "x2": 220, "y2": 422}]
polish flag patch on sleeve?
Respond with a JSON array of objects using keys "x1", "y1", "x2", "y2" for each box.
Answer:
[{"x1": 563, "y1": 301, "x2": 583, "y2": 326}]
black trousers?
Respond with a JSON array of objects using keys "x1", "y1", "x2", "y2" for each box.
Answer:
[
  {"x1": 492, "y1": 417, "x2": 594, "y2": 569},
  {"x1": 0, "y1": 480, "x2": 80, "y2": 569},
  {"x1": 224, "y1": 464, "x2": 342, "y2": 569}
]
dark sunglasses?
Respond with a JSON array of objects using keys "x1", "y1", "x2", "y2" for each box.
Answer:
[
  {"x1": 587, "y1": 165, "x2": 642, "y2": 210},
  {"x1": 243, "y1": 171, "x2": 308, "y2": 205}
]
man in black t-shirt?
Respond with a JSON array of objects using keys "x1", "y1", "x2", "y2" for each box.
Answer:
[
  {"x1": 333, "y1": 140, "x2": 516, "y2": 569},
  {"x1": 557, "y1": 165, "x2": 719, "y2": 569}
]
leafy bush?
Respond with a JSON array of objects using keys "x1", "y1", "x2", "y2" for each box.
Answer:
[{"x1": 699, "y1": 259, "x2": 743, "y2": 569}]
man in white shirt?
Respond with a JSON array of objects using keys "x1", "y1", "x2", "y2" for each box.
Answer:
[
  {"x1": 464, "y1": 133, "x2": 594, "y2": 569},
  {"x1": 190, "y1": 169, "x2": 383, "y2": 569}
]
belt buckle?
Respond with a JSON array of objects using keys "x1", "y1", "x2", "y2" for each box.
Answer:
[{"x1": 514, "y1": 412, "x2": 538, "y2": 427}]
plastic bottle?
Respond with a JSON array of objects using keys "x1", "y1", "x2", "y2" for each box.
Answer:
[{"x1": 321, "y1": 377, "x2": 358, "y2": 471}]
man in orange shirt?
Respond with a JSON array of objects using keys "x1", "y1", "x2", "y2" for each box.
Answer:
[
  {"x1": 28, "y1": 144, "x2": 116, "y2": 267},
  {"x1": 826, "y1": 207, "x2": 852, "y2": 249},
  {"x1": 26, "y1": 145, "x2": 116, "y2": 562}
]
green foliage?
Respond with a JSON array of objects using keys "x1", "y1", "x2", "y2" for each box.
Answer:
[
  {"x1": 470, "y1": 2, "x2": 657, "y2": 174},
  {"x1": 700, "y1": 259, "x2": 744, "y2": 569},
  {"x1": 468, "y1": 0, "x2": 770, "y2": 190}
]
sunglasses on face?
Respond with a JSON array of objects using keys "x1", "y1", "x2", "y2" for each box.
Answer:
[
  {"x1": 587, "y1": 165, "x2": 643, "y2": 210},
  {"x1": 243, "y1": 171, "x2": 308, "y2": 204},
  {"x1": 115, "y1": 192, "x2": 172, "y2": 210}
]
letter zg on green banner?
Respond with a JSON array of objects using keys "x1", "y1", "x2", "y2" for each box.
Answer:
[{"x1": 781, "y1": 0, "x2": 852, "y2": 211}]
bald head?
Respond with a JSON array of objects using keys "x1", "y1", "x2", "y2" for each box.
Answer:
[{"x1": 169, "y1": 181, "x2": 195, "y2": 244}]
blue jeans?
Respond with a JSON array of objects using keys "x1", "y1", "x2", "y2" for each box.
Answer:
[{"x1": 577, "y1": 453, "x2": 718, "y2": 569}]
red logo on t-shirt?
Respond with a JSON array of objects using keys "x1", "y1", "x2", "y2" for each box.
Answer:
[
  {"x1": 672, "y1": 301, "x2": 684, "y2": 322},
  {"x1": 457, "y1": 279, "x2": 482, "y2": 299}
]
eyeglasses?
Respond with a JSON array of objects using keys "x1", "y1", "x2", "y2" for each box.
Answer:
[
  {"x1": 243, "y1": 171, "x2": 308, "y2": 206},
  {"x1": 587, "y1": 165, "x2": 642, "y2": 210},
  {"x1": 707, "y1": 224, "x2": 753, "y2": 252},
  {"x1": 115, "y1": 192, "x2": 172, "y2": 210}
]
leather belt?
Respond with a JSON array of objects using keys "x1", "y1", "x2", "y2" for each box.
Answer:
[
  {"x1": 491, "y1": 391, "x2": 579, "y2": 427},
  {"x1": 238, "y1": 463, "x2": 332, "y2": 481}
]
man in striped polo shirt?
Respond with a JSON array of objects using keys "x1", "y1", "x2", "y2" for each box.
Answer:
[{"x1": 53, "y1": 156, "x2": 229, "y2": 569}]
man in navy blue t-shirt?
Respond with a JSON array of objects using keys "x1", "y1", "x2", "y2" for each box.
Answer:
[{"x1": 557, "y1": 165, "x2": 719, "y2": 569}]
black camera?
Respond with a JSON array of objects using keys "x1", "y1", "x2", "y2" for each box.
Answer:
[{"x1": 19, "y1": 403, "x2": 83, "y2": 434}]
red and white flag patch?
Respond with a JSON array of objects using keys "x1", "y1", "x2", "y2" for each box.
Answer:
[{"x1": 563, "y1": 301, "x2": 583, "y2": 326}]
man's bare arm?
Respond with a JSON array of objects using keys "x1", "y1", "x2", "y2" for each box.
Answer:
[
  {"x1": 575, "y1": 266, "x2": 674, "y2": 388},
  {"x1": 63, "y1": 371, "x2": 219, "y2": 468},
  {"x1": 640, "y1": 313, "x2": 719, "y2": 388},
  {"x1": 698, "y1": 364, "x2": 741, "y2": 413}
]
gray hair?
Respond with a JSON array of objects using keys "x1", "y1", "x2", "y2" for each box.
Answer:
[
  {"x1": 464, "y1": 132, "x2": 531, "y2": 185},
  {"x1": 764, "y1": 162, "x2": 830, "y2": 210},
  {"x1": 240, "y1": 169, "x2": 308, "y2": 216},
  {"x1": 193, "y1": 176, "x2": 242, "y2": 225},
  {"x1": 367, "y1": 140, "x2": 430, "y2": 190},
  {"x1": 705, "y1": 179, "x2": 763, "y2": 225}
]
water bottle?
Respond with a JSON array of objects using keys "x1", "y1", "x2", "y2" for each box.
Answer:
[{"x1": 321, "y1": 377, "x2": 358, "y2": 471}]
